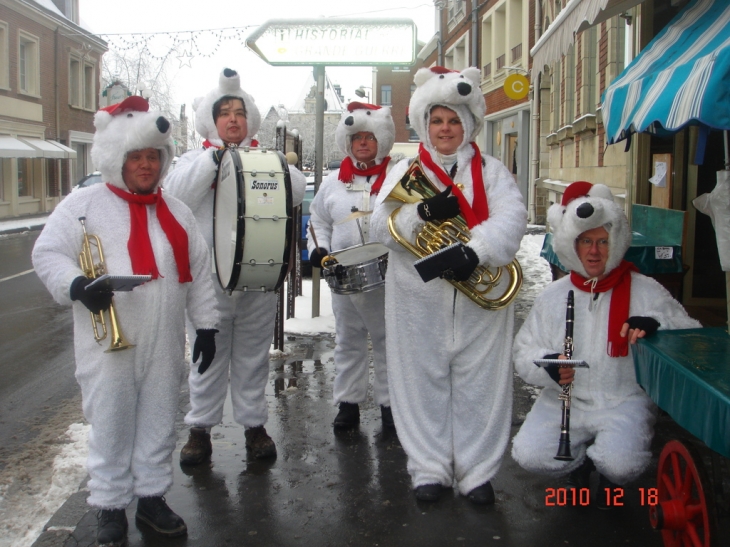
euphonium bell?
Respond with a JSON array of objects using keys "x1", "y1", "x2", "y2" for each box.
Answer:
[
  {"x1": 78, "y1": 217, "x2": 133, "y2": 352},
  {"x1": 385, "y1": 158, "x2": 522, "y2": 310}
]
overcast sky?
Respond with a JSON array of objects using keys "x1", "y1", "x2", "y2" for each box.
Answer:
[{"x1": 78, "y1": 1, "x2": 437, "y2": 117}]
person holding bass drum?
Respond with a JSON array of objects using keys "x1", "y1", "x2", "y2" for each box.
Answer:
[
  {"x1": 511, "y1": 181, "x2": 700, "y2": 508},
  {"x1": 370, "y1": 67, "x2": 527, "y2": 505},
  {"x1": 165, "y1": 68, "x2": 306, "y2": 464},
  {"x1": 307, "y1": 102, "x2": 396, "y2": 430}
]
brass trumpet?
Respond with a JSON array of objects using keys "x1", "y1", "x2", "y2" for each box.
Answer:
[
  {"x1": 78, "y1": 217, "x2": 133, "y2": 352},
  {"x1": 385, "y1": 158, "x2": 522, "y2": 310}
]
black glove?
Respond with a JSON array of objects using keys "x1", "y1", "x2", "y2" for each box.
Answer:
[
  {"x1": 193, "y1": 329, "x2": 218, "y2": 374},
  {"x1": 625, "y1": 316, "x2": 660, "y2": 337},
  {"x1": 446, "y1": 245, "x2": 480, "y2": 282},
  {"x1": 540, "y1": 353, "x2": 562, "y2": 385},
  {"x1": 69, "y1": 275, "x2": 113, "y2": 314},
  {"x1": 309, "y1": 247, "x2": 330, "y2": 269},
  {"x1": 211, "y1": 148, "x2": 226, "y2": 165},
  {"x1": 417, "y1": 187, "x2": 461, "y2": 221}
]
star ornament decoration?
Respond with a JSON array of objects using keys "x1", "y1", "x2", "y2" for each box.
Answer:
[{"x1": 177, "y1": 50, "x2": 193, "y2": 68}]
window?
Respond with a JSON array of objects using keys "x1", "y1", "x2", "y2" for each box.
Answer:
[
  {"x1": 380, "y1": 85, "x2": 392, "y2": 106},
  {"x1": 0, "y1": 21, "x2": 8, "y2": 89},
  {"x1": 581, "y1": 26, "x2": 598, "y2": 116},
  {"x1": 0, "y1": 159, "x2": 5, "y2": 201},
  {"x1": 448, "y1": 0, "x2": 465, "y2": 23},
  {"x1": 17, "y1": 159, "x2": 33, "y2": 197},
  {"x1": 69, "y1": 54, "x2": 96, "y2": 110},
  {"x1": 18, "y1": 31, "x2": 40, "y2": 96},
  {"x1": 564, "y1": 45, "x2": 575, "y2": 123}
]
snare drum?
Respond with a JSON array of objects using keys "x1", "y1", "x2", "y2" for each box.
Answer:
[
  {"x1": 322, "y1": 242, "x2": 389, "y2": 295},
  {"x1": 213, "y1": 148, "x2": 293, "y2": 292}
]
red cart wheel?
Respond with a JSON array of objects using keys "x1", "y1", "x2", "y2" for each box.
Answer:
[{"x1": 650, "y1": 440, "x2": 717, "y2": 547}]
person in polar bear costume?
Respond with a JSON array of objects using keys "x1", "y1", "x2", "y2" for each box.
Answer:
[
  {"x1": 32, "y1": 96, "x2": 219, "y2": 545},
  {"x1": 370, "y1": 67, "x2": 527, "y2": 504},
  {"x1": 164, "y1": 68, "x2": 306, "y2": 464},
  {"x1": 307, "y1": 102, "x2": 395, "y2": 430},
  {"x1": 511, "y1": 181, "x2": 701, "y2": 507}
]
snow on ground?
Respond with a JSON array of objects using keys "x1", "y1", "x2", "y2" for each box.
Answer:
[
  {"x1": 0, "y1": 215, "x2": 48, "y2": 235},
  {"x1": 3, "y1": 229, "x2": 550, "y2": 547}
]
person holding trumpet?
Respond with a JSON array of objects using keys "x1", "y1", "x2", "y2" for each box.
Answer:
[
  {"x1": 32, "y1": 96, "x2": 219, "y2": 545},
  {"x1": 370, "y1": 67, "x2": 527, "y2": 504},
  {"x1": 511, "y1": 181, "x2": 700, "y2": 508},
  {"x1": 307, "y1": 101, "x2": 396, "y2": 430}
]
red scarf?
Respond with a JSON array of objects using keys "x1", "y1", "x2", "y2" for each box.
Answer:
[
  {"x1": 106, "y1": 184, "x2": 192, "y2": 283},
  {"x1": 570, "y1": 260, "x2": 638, "y2": 357},
  {"x1": 338, "y1": 156, "x2": 391, "y2": 195},
  {"x1": 417, "y1": 143, "x2": 489, "y2": 229}
]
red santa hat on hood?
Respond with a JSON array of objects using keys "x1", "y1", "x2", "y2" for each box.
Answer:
[
  {"x1": 91, "y1": 96, "x2": 175, "y2": 190},
  {"x1": 547, "y1": 181, "x2": 631, "y2": 277},
  {"x1": 334, "y1": 101, "x2": 395, "y2": 164}
]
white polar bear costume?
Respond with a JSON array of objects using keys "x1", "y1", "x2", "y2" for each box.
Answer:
[
  {"x1": 164, "y1": 69, "x2": 305, "y2": 433},
  {"x1": 370, "y1": 67, "x2": 527, "y2": 495},
  {"x1": 307, "y1": 102, "x2": 395, "y2": 408},
  {"x1": 511, "y1": 182, "x2": 701, "y2": 484},
  {"x1": 32, "y1": 96, "x2": 219, "y2": 509}
]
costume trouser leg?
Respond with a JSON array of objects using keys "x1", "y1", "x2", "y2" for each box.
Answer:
[
  {"x1": 184, "y1": 285, "x2": 235, "y2": 428},
  {"x1": 511, "y1": 394, "x2": 591, "y2": 478},
  {"x1": 451, "y1": 306, "x2": 514, "y2": 494},
  {"x1": 228, "y1": 291, "x2": 278, "y2": 427},
  {"x1": 584, "y1": 397, "x2": 656, "y2": 485},
  {"x1": 81, "y1": 352, "x2": 184, "y2": 508},
  {"x1": 332, "y1": 288, "x2": 389, "y2": 406}
]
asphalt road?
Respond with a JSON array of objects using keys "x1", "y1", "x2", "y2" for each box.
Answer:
[{"x1": 0, "y1": 232, "x2": 81, "y2": 472}]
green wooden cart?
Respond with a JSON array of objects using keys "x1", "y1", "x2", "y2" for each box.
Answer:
[{"x1": 632, "y1": 328, "x2": 730, "y2": 547}]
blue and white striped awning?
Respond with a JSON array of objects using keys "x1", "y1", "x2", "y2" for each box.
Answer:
[{"x1": 602, "y1": 0, "x2": 730, "y2": 148}]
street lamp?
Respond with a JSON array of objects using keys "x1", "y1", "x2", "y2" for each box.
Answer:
[
  {"x1": 354, "y1": 86, "x2": 371, "y2": 103},
  {"x1": 136, "y1": 81, "x2": 152, "y2": 100}
]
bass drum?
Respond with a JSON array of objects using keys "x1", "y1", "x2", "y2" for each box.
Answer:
[{"x1": 213, "y1": 148, "x2": 293, "y2": 292}]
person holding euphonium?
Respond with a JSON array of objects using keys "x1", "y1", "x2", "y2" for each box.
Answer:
[
  {"x1": 371, "y1": 66, "x2": 527, "y2": 505},
  {"x1": 511, "y1": 181, "x2": 700, "y2": 509}
]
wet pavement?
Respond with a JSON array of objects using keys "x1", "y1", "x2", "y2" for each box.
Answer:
[{"x1": 30, "y1": 328, "x2": 730, "y2": 547}]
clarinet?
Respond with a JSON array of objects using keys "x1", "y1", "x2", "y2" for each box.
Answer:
[{"x1": 554, "y1": 290, "x2": 575, "y2": 461}]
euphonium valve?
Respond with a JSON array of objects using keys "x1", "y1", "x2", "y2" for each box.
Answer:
[
  {"x1": 78, "y1": 217, "x2": 133, "y2": 352},
  {"x1": 385, "y1": 158, "x2": 522, "y2": 310}
]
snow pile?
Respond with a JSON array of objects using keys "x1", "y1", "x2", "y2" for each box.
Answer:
[{"x1": 282, "y1": 278, "x2": 336, "y2": 334}]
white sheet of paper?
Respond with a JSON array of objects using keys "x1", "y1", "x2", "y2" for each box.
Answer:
[{"x1": 649, "y1": 161, "x2": 667, "y2": 187}]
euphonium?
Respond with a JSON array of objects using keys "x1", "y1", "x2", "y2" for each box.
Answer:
[
  {"x1": 78, "y1": 216, "x2": 133, "y2": 352},
  {"x1": 385, "y1": 158, "x2": 522, "y2": 310}
]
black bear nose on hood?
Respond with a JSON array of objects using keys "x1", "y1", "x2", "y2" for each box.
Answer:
[
  {"x1": 156, "y1": 117, "x2": 170, "y2": 133},
  {"x1": 576, "y1": 202, "x2": 594, "y2": 219},
  {"x1": 457, "y1": 82, "x2": 472, "y2": 96},
  {"x1": 344, "y1": 116, "x2": 354, "y2": 126}
]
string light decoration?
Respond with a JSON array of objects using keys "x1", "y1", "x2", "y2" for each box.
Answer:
[{"x1": 99, "y1": 26, "x2": 257, "y2": 68}]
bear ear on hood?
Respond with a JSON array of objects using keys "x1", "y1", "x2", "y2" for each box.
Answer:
[
  {"x1": 414, "y1": 67, "x2": 438, "y2": 87},
  {"x1": 94, "y1": 110, "x2": 112, "y2": 132},
  {"x1": 192, "y1": 96, "x2": 203, "y2": 112},
  {"x1": 461, "y1": 67, "x2": 481, "y2": 86}
]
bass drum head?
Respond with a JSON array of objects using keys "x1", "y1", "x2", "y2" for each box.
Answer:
[{"x1": 213, "y1": 149, "x2": 243, "y2": 291}]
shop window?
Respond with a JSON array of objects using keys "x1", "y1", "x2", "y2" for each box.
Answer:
[
  {"x1": 17, "y1": 159, "x2": 34, "y2": 197},
  {"x1": 381, "y1": 85, "x2": 392, "y2": 106}
]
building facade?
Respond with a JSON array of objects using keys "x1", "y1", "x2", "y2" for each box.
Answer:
[{"x1": 0, "y1": 0, "x2": 106, "y2": 219}]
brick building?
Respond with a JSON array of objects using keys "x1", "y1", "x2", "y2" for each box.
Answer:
[{"x1": 0, "y1": 0, "x2": 106, "y2": 219}]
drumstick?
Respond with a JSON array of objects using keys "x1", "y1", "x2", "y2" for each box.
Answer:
[{"x1": 308, "y1": 222, "x2": 321, "y2": 250}]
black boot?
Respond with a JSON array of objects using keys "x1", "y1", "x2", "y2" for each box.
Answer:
[
  {"x1": 96, "y1": 508, "x2": 127, "y2": 546},
  {"x1": 180, "y1": 427, "x2": 212, "y2": 466},
  {"x1": 564, "y1": 458, "x2": 595, "y2": 489},
  {"x1": 135, "y1": 496, "x2": 187, "y2": 537},
  {"x1": 333, "y1": 402, "x2": 360, "y2": 429},
  {"x1": 414, "y1": 483, "x2": 443, "y2": 502},
  {"x1": 380, "y1": 405, "x2": 395, "y2": 429},
  {"x1": 466, "y1": 481, "x2": 495, "y2": 505},
  {"x1": 596, "y1": 474, "x2": 619, "y2": 510}
]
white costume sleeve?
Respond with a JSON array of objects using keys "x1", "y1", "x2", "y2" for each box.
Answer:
[
  {"x1": 32, "y1": 197, "x2": 86, "y2": 306},
  {"x1": 629, "y1": 274, "x2": 702, "y2": 331},
  {"x1": 307, "y1": 175, "x2": 337, "y2": 253},
  {"x1": 513, "y1": 284, "x2": 567, "y2": 388},
  {"x1": 288, "y1": 165, "x2": 306, "y2": 207},
  {"x1": 468, "y1": 155, "x2": 528, "y2": 267},
  {"x1": 371, "y1": 158, "x2": 425, "y2": 253},
  {"x1": 163, "y1": 148, "x2": 216, "y2": 214}
]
